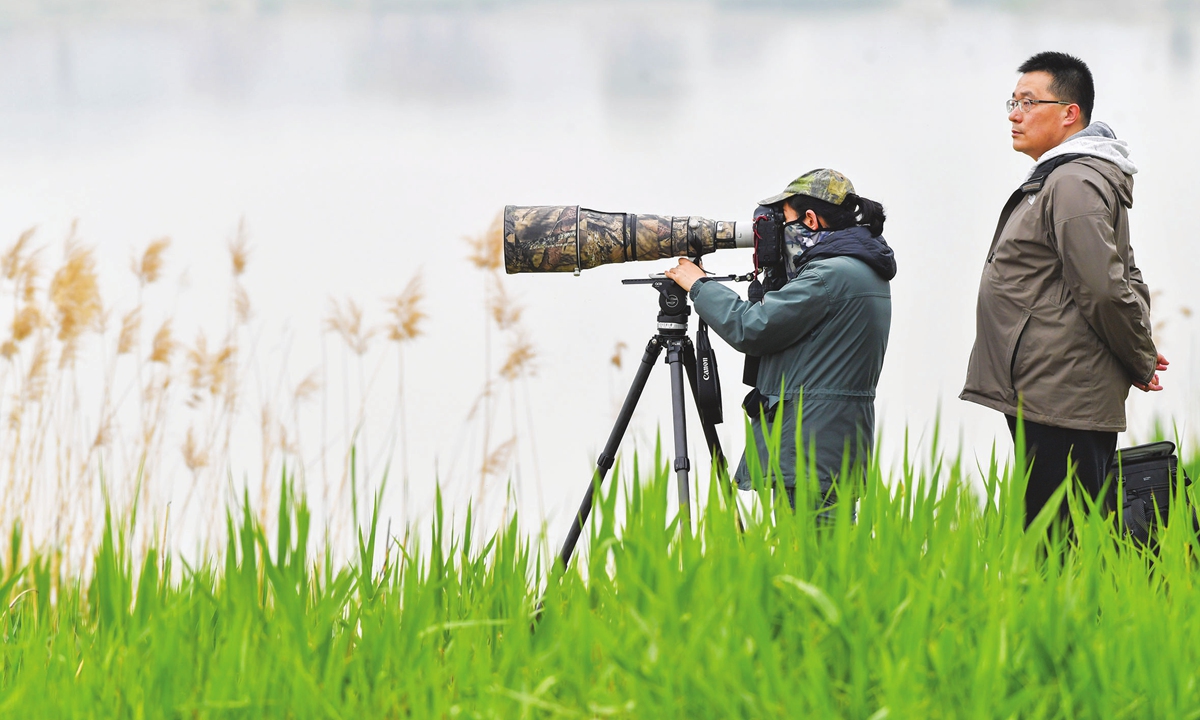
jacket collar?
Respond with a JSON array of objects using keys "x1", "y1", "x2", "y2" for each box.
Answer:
[{"x1": 794, "y1": 226, "x2": 897, "y2": 281}]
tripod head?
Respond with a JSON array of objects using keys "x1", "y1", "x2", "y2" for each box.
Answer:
[
  {"x1": 621, "y1": 275, "x2": 690, "y2": 334},
  {"x1": 622, "y1": 268, "x2": 750, "y2": 335}
]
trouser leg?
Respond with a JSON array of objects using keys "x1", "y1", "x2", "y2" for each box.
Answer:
[
  {"x1": 777, "y1": 481, "x2": 851, "y2": 525},
  {"x1": 1006, "y1": 415, "x2": 1117, "y2": 528}
]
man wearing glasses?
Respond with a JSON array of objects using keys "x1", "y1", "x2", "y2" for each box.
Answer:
[{"x1": 961, "y1": 51, "x2": 1166, "y2": 528}]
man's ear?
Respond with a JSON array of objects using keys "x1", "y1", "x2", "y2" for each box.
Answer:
[{"x1": 1063, "y1": 103, "x2": 1082, "y2": 127}]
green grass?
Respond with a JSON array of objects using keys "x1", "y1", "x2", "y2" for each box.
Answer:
[{"x1": 1, "y1": 429, "x2": 1199, "y2": 718}]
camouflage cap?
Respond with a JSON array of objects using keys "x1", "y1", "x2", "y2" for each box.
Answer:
[{"x1": 758, "y1": 168, "x2": 856, "y2": 207}]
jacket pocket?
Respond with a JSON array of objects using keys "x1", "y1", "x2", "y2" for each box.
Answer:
[{"x1": 1006, "y1": 310, "x2": 1033, "y2": 404}]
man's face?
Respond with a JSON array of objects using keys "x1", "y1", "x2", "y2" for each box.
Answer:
[{"x1": 1009, "y1": 70, "x2": 1078, "y2": 160}]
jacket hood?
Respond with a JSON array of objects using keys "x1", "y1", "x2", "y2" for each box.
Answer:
[
  {"x1": 796, "y1": 226, "x2": 897, "y2": 281},
  {"x1": 1026, "y1": 121, "x2": 1138, "y2": 179}
]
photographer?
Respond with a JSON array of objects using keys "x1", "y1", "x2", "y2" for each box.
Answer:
[{"x1": 665, "y1": 169, "x2": 896, "y2": 514}]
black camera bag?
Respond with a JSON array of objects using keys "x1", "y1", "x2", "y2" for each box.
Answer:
[{"x1": 1116, "y1": 441, "x2": 1193, "y2": 544}]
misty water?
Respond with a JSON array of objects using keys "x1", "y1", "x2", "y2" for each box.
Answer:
[{"x1": 1, "y1": 1, "x2": 1198, "y2": 547}]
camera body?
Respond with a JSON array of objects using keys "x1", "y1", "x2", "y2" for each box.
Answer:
[{"x1": 749, "y1": 205, "x2": 790, "y2": 302}]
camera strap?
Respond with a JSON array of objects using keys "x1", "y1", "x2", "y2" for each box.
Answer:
[{"x1": 694, "y1": 319, "x2": 723, "y2": 425}]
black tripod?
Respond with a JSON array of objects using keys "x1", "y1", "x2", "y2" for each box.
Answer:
[{"x1": 556, "y1": 275, "x2": 739, "y2": 573}]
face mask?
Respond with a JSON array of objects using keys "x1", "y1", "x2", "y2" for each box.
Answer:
[{"x1": 783, "y1": 221, "x2": 826, "y2": 278}]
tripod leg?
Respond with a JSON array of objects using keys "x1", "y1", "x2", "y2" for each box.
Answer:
[
  {"x1": 665, "y1": 340, "x2": 693, "y2": 531},
  {"x1": 557, "y1": 336, "x2": 663, "y2": 572}
]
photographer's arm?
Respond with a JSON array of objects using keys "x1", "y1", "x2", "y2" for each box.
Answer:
[{"x1": 666, "y1": 259, "x2": 830, "y2": 356}]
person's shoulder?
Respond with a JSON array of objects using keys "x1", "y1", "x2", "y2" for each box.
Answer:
[
  {"x1": 1043, "y1": 158, "x2": 1107, "y2": 187},
  {"x1": 1042, "y1": 158, "x2": 1122, "y2": 206},
  {"x1": 797, "y1": 256, "x2": 889, "y2": 289}
]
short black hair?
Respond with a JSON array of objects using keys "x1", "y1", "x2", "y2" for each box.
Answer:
[{"x1": 1018, "y1": 51, "x2": 1094, "y2": 126}]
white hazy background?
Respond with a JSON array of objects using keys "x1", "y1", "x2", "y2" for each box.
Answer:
[{"x1": 1, "y1": 0, "x2": 1198, "y2": 551}]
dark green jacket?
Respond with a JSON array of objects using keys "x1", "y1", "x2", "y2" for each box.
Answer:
[{"x1": 691, "y1": 235, "x2": 892, "y2": 488}]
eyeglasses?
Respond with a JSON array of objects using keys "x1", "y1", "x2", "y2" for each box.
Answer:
[{"x1": 1006, "y1": 98, "x2": 1072, "y2": 114}]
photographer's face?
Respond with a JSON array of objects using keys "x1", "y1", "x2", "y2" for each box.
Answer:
[{"x1": 782, "y1": 203, "x2": 822, "y2": 231}]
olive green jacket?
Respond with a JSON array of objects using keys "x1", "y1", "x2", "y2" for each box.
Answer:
[
  {"x1": 692, "y1": 250, "x2": 891, "y2": 488},
  {"x1": 960, "y1": 155, "x2": 1157, "y2": 432}
]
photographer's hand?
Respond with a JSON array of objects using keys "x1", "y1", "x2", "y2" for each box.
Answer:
[{"x1": 664, "y1": 258, "x2": 707, "y2": 292}]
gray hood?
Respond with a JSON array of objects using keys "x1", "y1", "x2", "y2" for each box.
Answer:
[{"x1": 1025, "y1": 121, "x2": 1138, "y2": 181}]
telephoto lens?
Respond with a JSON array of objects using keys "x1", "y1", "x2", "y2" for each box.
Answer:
[{"x1": 503, "y1": 205, "x2": 753, "y2": 274}]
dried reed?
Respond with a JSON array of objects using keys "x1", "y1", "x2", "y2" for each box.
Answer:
[
  {"x1": 116, "y1": 308, "x2": 140, "y2": 356},
  {"x1": 498, "y1": 332, "x2": 536, "y2": 381},
  {"x1": 610, "y1": 340, "x2": 627, "y2": 370},
  {"x1": 149, "y1": 320, "x2": 174, "y2": 364},
  {"x1": 325, "y1": 298, "x2": 374, "y2": 356},
  {"x1": 234, "y1": 284, "x2": 252, "y2": 325},
  {"x1": 479, "y1": 437, "x2": 516, "y2": 479},
  {"x1": 11, "y1": 304, "x2": 45, "y2": 343},
  {"x1": 133, "y1": 237, "x2": 170, "y2": 287},
  {"x1": 229, "y1": 218, "x2": 250, "y2": 278},
  {"x1": 181, "y1": 428, "x2": 208, "y2": 472},
  {"x1": 1, "y1": 227, "x2": 35, "y2": 281},
  {"x1": 386, "y1": 275, "x2": 426, "y2": 344},
  {"x1": 462, "y1": 211, "x2": 540, "y2": 523},
  {"x1": 0, "y1": 217, "x2": 441, "y2": 564},
  {"x1": 466, "y1": 213, "x2": 503, "y2": 272},
  {"x1": 48, "y1": 241, "x2": 103, "y2": 364},
  {"x1": 489, "y1": 278, "x2": 523, "y2": 331},
  {"x1": 294, "y1": 370, "x2": 320, "y2": 403}
]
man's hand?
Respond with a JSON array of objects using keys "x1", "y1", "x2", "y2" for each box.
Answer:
[
  {"x1": 663, "y1": 258, "x2": 707, "y2": 292},
  {"x1": 1134, "y1": 353, "x2": 1169, "y2": 392}
]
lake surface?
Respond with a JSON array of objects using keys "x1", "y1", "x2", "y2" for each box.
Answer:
[{"x1": 1, "y1": 1, "x2": 1197, "y2": 547}]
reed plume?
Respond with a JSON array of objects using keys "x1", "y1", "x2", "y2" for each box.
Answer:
[
  {"x1": 489, "y1": 278, "x2": 522, "y2": 331},
  {"x1": 91, "y1": 417, "x2": 111, "y2": 449},
  {"x1": 229, "y1": 218, "x2": 250, "y2": 278},
  {"x1": 610, "y1": 341, "x2": 627, "y2": 370},
  {"x1": 49, "y1": 241, "x2": 102, "y2": 364},
  {"x1": 116, "y1": 308, "x2": 141, "y2": 356},
  {"x1": 133, "y1": 238, "x2": 170, "y2": 287},
  {"x1": 211, "y1": 345, "x2": 235, "y2": 399},
  {"x1": 466, "y1": 213, "x2": 503, "y2": 271},
  {"x1": 149, "y1": 320, "x2": 174, "y2": 364},
  {"x1": 185, "y1": 333, "x2": 236, "y2": 404},
  {"x1": 294, "y1": 369, "x2": 320, "y2": 403},
  {"x1": 186, "y1": 333, "x2": 210, "y2": 404},
  {"x1": 18, "y1": 253, "x2": 40, "y2": 304},
  {"x1": 480, "y1": 437, "x2": 516, "y2": 479},
  {"x1": 1, "y1": 228, "x2": 35, "y2": 281},
  {"x1": 386, "y1": 274, "x2": 426, "y2": 343},
  {"x1": 325, "y1": 298, "x2": 374, "y2": 356},
  {"x1": 499, "y1": 332, "x2": 536, "y2": 381},
  {"x1": 11, "y1": 304, "x2": 45, "y2": 343},
  {"x1": 234, "y1": 284, "x2": 252, "y2": 325},
  {"x1": 23, "y1": 335, "x2": 50, "y2": 402},
  {"x1": 181, "y1": 428, "x2": 208, "y2": 472}
]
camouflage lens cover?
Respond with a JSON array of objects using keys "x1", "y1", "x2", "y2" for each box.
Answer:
[
  {"x1": 504, "y1": 205, "x2": 581, "y2": 273},
  {"x1": 504, "y1": 205, "x2": 740, "y2": 274}
]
